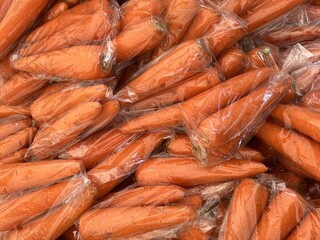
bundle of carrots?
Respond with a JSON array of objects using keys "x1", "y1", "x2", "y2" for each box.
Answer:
[{"x1": 1, "y1": 0, "x2": 320, "y2": 239}]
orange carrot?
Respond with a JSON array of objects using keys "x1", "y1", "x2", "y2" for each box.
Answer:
[
  {"x1": 0, "y1": 148, "x2": 27, "y2": 166},
  {"x1": 176, "y1": 194, "x2": 203, "y2": 211},
  {"x1": 0, "y1": 0, "x2": 50, "y2": 57},
  {"x1": 41, "y1": 2, "x2": 69, "y2": 23},
  {"x1": 0, "y1": 159, "x2": 83, "y2": 194},
  {"x1": 37, "y1": 81, "x2": 74, "y2": 98},
  {"x1": 0, "y1": 116, "x2": 32, "y2": 141},
  {"x1": 151, "y1": 0, "x2": 201, "y2": 58},
  {"x1": 136, "y1": 157, "x2": 267, "y2": 187},
  {"x1": 61, "y1": 0, "x2": 79, "y2": 8},
  {"x1": 79, "y1": 205, "x2": 196, "y2": 239},
  {"x1": 61, "y1": 129, "x2": 133, "y2": 169},
  {"x1": 251, "y1": 189, "x2": 308, "y2": 240},
  {"x1": 242, "y1": 0, "x2": 309, "y2": 32},
  {"x1": 247, "y1": 45, "x2": 279, "y2": 70},
  {"x1": 0, "y1": 177, "x2": 85, "y2": 231},
  {"x1": 0, "y1": 0, "x2": 12, "y2": 22},
  {"x1": 88, "y1": 132, "x2": 167, "y2": 198},
  {"x1": 27, "y1": 102, "x2": 102, "y2": 160},
  {"x1": 116, "y1": 39, "x2": 212, "y2": 103},
  {"x1": 114, "y1": 17, "x2": 167, "y2": 63},
  {"x1": 182, "y1": 6, "x2": 221, "y2": 41},
  {"x1": 221, "y1": 0, "x2": 256, "y2": 16},
  {"x1": 195, "y1": 74, "x2": 292, "y2": 164},
  {"x1": 0, "y1": 54, "x2": 18, "y2": 80},
  {"x1": 129, "y1": 67, "x2": 221, "y2": 111},
  {"x1": 0, "y1": 103, "x2": 30, "y2": 117},
  {"x1": 167, "y1": 134, "x2": 193, "y2": 156},
  {"x1": 0, "y1": 127, "x2": 36, "y2": 160},
  {"x1": 30, "y1": 84, "x2": 109, "y2": 123},
  {"x1": 0, "y1": 72, "x2": 49, "y2": 106},
  {"x1": 273, "y1": 171, "x2": 305, "y2": 191},
  {"x1": 300, "y1": 87, "x2": 320, "y2": 111},
  {"x1": 180, "y1": 68, "x2": 274, "y2": 131},
  {"x1": 120, "y1": 104, "x2": 182, "y2": 133},
  {"x1": 256, "y1": 121, "x2": 320, "y2": 181},
  {"x1": 271, "y1": 104, "x2": 320, "y2": 143},
  {"x1": 235, "y1": 146, "x2": 265, "y2": 162},
  {"x1": 12, "y1": 45, "x2": 113, "y2": 80},
  {"x1": 217, "y1": 47, "x2": 248, "y2": 79},
  {"x1": 307, "y1": 5, "x2": 320, "y2": 21},
  {"x1": 120, "y1": 0, "x2": 164, "y2": 30}
]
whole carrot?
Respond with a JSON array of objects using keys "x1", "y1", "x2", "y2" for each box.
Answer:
[
  {"x1": 120, "y1": 0, "x2": 164, "y2": 30},
  {"x1": 180, "y1": 67, "x2": 274, "y2": 131},
  {"x1": 219, "y1": 178, "x2": 270, "y2": 240},
  {"x1": 41, "y1": 2, "x2": 69, "y2": 23},
  {"x1": 0, "y1": 72, "x2": 49, "y2": 106},
  {"x1": 136, "y1": 157, "x2": 267, "y2": 187},
  {"x1": 5, "y1": 183, "x2": 97, "y2": 240},
  {"x1": 119, "y1": 104, "x2": 182, "y2": 133},
  {"x1": 251, "y1": 189, "x2": 308, "y2": 240},
  {"x1": 256, "y1": 121, "x2": 320, "y2": 181},
  {"x1": 217, "y1": 47, "x2": 248, "y2": 79},
  {"x1": 114, "y1": 17, "x2": 167, "y2": 63},
  {"x1": 30, "y1": 84, "x2": 110, "y2": 123},
  {"x1": 99, "y1": 185, "x2": 186, "y2": 207},
  {"x1": 151, "y1": 0, "x2": 201, "y2": 58},
  {"x1": 129, "y1": 67, "x2": 221, "y2": 111},
  {"x1": 115, "y1": 39, "x2": 212, "y2": 103},
  {"x1": 0, "y1": 0, "x2": 51, "y2": 58},
  {"x1": 12, "y1": 45, "x2": 113, "y2": 80},
  {"x1": 88, "y1": 132, "x2": 168, "y2": 198},
  {"x1": 0, "y1": 55, "x2": 18, "y2": 80},
  {"x1": 0, "y1": 159, "x2": 83, "y2": 194},
  {"x1": 271, "y1": 104, "x2": 320, "y2": 143},
  {"x1": 27, "y1": 102, "x2": 102, "y2": 160},
  {"x1": 221, "y1": 0, "x2": 256, "y2": 16},
  {"x1": 0, "y1": 177, "x2": 85, "y2": 231},
  {"x1": 0, "y1": 148, "x2": 27, "y2": 166},
  {"x1": 0, "y1": 127, "x2": 36, "y2": 160},
  {"x1": 167, "y1": 133, "x2": 193, "y2": 156},
  {"x1": 79, "y1": 206, "x2": 196, "y2": 239},
  {"x1": 61, "y1": 129, "x2": 133, "y2": 169},
  {"x1": 182, "y1": 6, "x2": 221, "y2": 41},
  {"x1": 247, "y1": 45, "x2": 280, "y2": 70},
  {"x1": 0, "y1": 116, "x2": 32, "y2": 141}
]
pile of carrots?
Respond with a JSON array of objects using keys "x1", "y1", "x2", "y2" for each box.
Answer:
[{"x1": 1, "y1": 0, "x2": 320, "y2": 239}]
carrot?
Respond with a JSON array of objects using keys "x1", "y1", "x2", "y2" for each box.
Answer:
[
  {"x1": 61, "y1": 129, "x2": 133, "y2": 169},
  {"x1": 82, "y1": 100, "x2": 120, "y2": 138},
  {"x1": 0, "y1": 177, "x2": 85, "y2": 231},
  {"x1": 42, "y1": 2, "x2": 69, "y2": 23},
  {"x1": 79, "y1": 205, "x2": 196, "y2": 239},
  {"x1": 37, "y1": 81, "x2": 74, "y2": 98},
  {"x1": 0, "y1": 0, "x2": 12, "y2": 22},
  {"x1": 251, "y1": 189, "x2": 308, "y2": 240},
  {"x1": 177, "y1": 194, "x2": 203, "y2": 210},
  {"x1": 0, "y1": 72, "x2": 49, "y2": 106},
  {"x1": 271, "y1": 104, "x2": 320, "y2": 143},
  {"x1": 19, "y1": 9, "x2": 115, "y2": 57},
  {"x1": 221, "y1": 0, "x2": 255, "y2": 16},
  {"x1": 273, "y1": 172, "x2": 305, "y2": 191},
  {"x1": 25, "y1": 0, "x2": 115, "y2": 42},
  {"x1": 195, "y1": 74, "x2": 292, "y2": 164},
  {"x1": 0, "y1": 116, "x2": 32, "y2": 141},
  {"x1": 114, "y1": 17, "x2": 167, "y2": 63},
  {"x1": 242, "y1": 0, "x2": 309, "y2": 32},
  {"x1": 12, "y1": 45, "x2": 113, "y2": 80},
  {"x1": 306, "y1": 5, "x2": 320, "y2": 21},
  {"x1": 261, "y1": 25, "x2": 320, "y2": 47},
  {"x1": 27, "y1": 102, "x2": 102, "y2": 160},
  {"x1": 120, "y1": 104, "x2": 182, "y2": 133},
  {"x1": 287, "y1": 209, "x2": 320, "y2": 240},
  {"x1": 219, "y1": 178, "x2": 270, "y2": 240},
  {"x1": 0, "y1": 148, "x2": 27, "y2": 166},
  {"x1": 136, "y1": 157, "x2": 267, "y2": 187},
  {"x1": 0, "y1": 103, "x2": 29, "y2": 117},
  {"x1": 180, "y1": 68, "x2": 274, "y2": 131},
  {"x1": 88, "y1": 132, "x2": 167, "y2": 198},
  {"x1": 120, "y1": 0, "x2": 164, "y2": 30},
  {"x1": 61, "y1": 0, "x2": 79, "y2": 8},
  {"x1": 256, "y1": 121, "x2": 320, "y2": 181},
  {"x1": 0, "y1": 127, "x2": 36, "y2": 160},
  {"x1": 0, "y1": 55, "x2": 18, "y2": 80},
  {"x1": 0, "y1": 0, "x2": 50, "y2": 58},
  {"x1": 211, "y1": 200, "x2": 230, "y2": 239},
  {"x1": 151, "y1": 0, "x2": 201, "y2": 58},
  {"x1": 179, "y1": 224, "x2": 212, "y2": 240},
  {"x1": 100, "y1": 185, "x2": 186, "y2": 207},
  {"x1": 300, "y1": 88, "x2": 320, "y2": 111},
  {"x1": 61, "y1": 226, "x2": 78, "y2": 240},
  {"x1": 128, "y1": 67, "x2": 221, "y2": 111},
  {"x1": 115, "y1": 39, "x2": 212, "y2": 103},
  {"x1": 182, "y1": 6, "x2": 221, "y2": 41},
  {"x1": 167, "y1": 133, "x2": 193, "y2": 156},
  {"x1": 6, "y1": 184, "x2": 97, "y2": 240},
  {"x1": 217, "y1": 47, "x2": 248, "y2": 79},
  {"x1": 31, "y1": 84, "x2": 109, "y2": 123},
  {"x1": 234, "y1": 146, "x2": 265, "y2": 162},
  {"x1": 247, "y1": 45, "x2": 279, "y2": 70},
  {"x1": 205, "y1": 15, "x2": 247, "y2": 56},
  {"x1": 281, "y1": 65, "x2": 320, "y2": 103}
]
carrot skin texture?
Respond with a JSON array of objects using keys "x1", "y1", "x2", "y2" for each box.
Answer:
[
  {"x1": 0, "y1": 148, "x2": 27, "y2": 166},
  {"x1": 0, "y1": 117, "x2": 32, "y2": 141}
]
